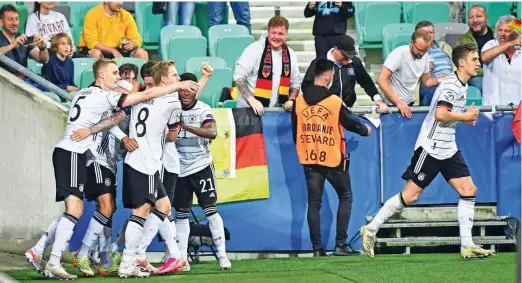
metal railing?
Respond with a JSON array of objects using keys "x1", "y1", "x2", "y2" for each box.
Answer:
[{"x1": 0, "y1": 53, "x2": 73, "y2": 102}]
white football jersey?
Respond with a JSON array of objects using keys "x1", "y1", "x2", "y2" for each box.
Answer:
[
  {"x1": 124, "y1": 93, "x2": 182, "y2": 175},
  {"x1": 55, "y1": 86, "x2": 126, "y2": 154},
  {"x1": 176, "y1": 100, "x2": 215, "y2": 177},
  {"x1": 415, "y1": 72, "x2": 468, "y2": 160}
]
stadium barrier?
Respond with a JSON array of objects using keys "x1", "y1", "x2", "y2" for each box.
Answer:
[{"x1": 71, "y1": 108, "x2": 520, "y2": 252}]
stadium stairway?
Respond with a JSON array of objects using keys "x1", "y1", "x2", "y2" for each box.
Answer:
[{"x1": 366, "y1": 206, "x2": 517, "y2": 255}]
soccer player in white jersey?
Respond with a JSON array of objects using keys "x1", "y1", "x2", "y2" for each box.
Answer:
[
  {"x1": 174, "y1": 72, "x2": 231, "y2": 270},
  {"x1": 24, "y1": 59, "x2": 196, "y2": 280},
  {"x1": 360, "y1": 44, "x2": 496, "y2": 259},
  {"x1": 118, "y1": 61, "x2": 195, "y2": 278}
]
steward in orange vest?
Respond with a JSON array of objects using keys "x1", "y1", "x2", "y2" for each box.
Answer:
[{"x1": 291, "y1": 59, "x2": 371, "y2": 257}]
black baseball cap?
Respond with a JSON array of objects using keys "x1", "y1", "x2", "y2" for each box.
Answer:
[{"x1": 333, "y1": 35, "x2": 358, "y2": 57}]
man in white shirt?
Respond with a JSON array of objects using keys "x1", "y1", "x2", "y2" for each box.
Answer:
[
  {"x1": 234, "y1": 16, "x2": 301, "y2": 115},
  {"x1": 481, "y1": 15, "x2": 521, "y2": 107},
  {"x1": 376, "y1": 29, "x2": 442, "y2": 118},
  {"x1": 360, "y1": 44, "x2": 495, "y2": 260}
]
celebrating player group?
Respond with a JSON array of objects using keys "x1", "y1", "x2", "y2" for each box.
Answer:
[{"x1": 23, "y1": 58, "x2": 230, "y2": 280}]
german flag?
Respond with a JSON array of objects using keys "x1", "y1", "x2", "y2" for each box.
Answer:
[
  {"x1": 208, "y1": 108, "x2": 270, "y2": 204},
  {"x1": 508, "y1": 19, "x2": 521, "y2": 33},
  {"x1": 512, "y1": 102, "x2": 521, "y2": 144}
]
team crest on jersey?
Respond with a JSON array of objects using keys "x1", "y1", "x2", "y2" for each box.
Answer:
[
  {"x1": 189, "y1": 114, "x2": 198, "y2": 123},
  {"x1": 78, "y1": 184, "x2": 84, "y2": 192},
  {"x1": 347, "y1": 68, "x2": 355, "y2": 75},
  {"x1": 104, "y1": 178, "x2": 112, "y2": 186},
  {"x1": 418, "y1": 172, "x2": 426, "y2": 181}
]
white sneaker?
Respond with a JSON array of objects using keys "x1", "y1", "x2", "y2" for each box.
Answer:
[
  {"x1": 118, "y1": 261, "x2": 150, "y2": 278},
  {"x1": 219, "y1": 257, "x2": 231, "y2": 270},
  {"x1": 181, "y1": 261, "x2": 191, "y2": 272},
  {"x1": 43, "y1": 262, "x2": 78, "y2": 280}
]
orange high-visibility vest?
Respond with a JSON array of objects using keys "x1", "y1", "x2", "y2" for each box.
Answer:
[{"x1": 295, "y1": 95, "x2": 346, "y2": 168}]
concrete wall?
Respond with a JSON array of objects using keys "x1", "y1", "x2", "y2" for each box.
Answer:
[{"x1": 0, "y1": 68, "x2": 68, "y2": 253}]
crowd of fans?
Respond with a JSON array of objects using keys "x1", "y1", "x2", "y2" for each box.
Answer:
[{"x1": 0, "y1": 2, "x2": 519, "y2": 111}]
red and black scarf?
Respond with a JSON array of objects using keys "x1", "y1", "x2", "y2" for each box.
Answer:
[{"x1": 254, "y1": 38, "x2": 291, "y2": 107}]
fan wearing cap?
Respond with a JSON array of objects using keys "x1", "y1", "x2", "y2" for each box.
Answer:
[{"x1": 302, "y1": 35, "x2": 380, "y2": 108}]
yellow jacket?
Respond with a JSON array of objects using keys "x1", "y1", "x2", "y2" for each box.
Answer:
[{"x1": 79, "y1": 4, "x2": 142, "y2": 50}]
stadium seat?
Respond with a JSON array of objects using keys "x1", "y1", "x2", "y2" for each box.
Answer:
[
  {"x1": 354, "y1": 2, "x2": 402, "y2": 48},
  {"x1": 197, "y1": 68, "x2": 233, "y2": 107},
  {"x1": 403, "y1": 2, "x2": 450, "y2": 24},
  {"x1": 216, "y1": 35, "x2": 255, "y2": 69},
  {"x1": 27, "y1": 59, "x2": 43, "y2": 75},
  {"x1": 434, "y1": 23, "x2": 469, "y2": 42},
  {"x1": 72, "y1": 58, "x2": 97, "y2": 87},
  {"x1": 54, "y1": 4, "x2": 71, "y2": 23},
  {"x1": 440, "y1": 33, "x2": 462, "y2": 48},
  {"x1": 208, "y1": 24, "x2": 250, "y2": 56},
  {"x1": 116, "y1": 58, "x2": 146, "y2": 70},
  {"x1": 65, "y1": 2, "x2": 98, "y2": 27},
  {"x1": 185, "y1": 56, "x2": 227, "y2": 74},
  {"x1": 465, "y1": 2, "x2": 512, "y2": 27},
  {"x1": 80, "y1": 69, "x2": 94, "y2": 88},
  {"x1": 221, "y1": 100, "x2": 237, "y2": 108},
  {"x1": 160, "y1": 25, "x2": 202, "y2": 61},
  {"x1": 62, "y1": 101, "x2": 72, "y2": 108},
  {"x1": 135, "y1": 2, "x2": 163, "y2": 50},
  {"x1": 517, "y1": 2, "x2": 521, "y2": 18},
  {"x1": 168, "y1": 37, "x2": 207, "y2": 74},
  {"x1": 43, "y1": 92, "x2": 61, "y2": 102},
  {"x1": 382, "y1": 23, "x2": 415, "y2": 60},
  {"x1": 467, "y1": 86, "x2": 482, "y2": 106}
]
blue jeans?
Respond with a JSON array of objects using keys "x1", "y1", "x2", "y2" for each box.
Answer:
[
  {"x1": 208, "y1": 2, "x2": 251, "y2": 34},
  {"x1": 468, "y1": 76, "x2": 483, "y2": 93},
  {"x1": 419, "y1": 84, "x2": 437, "y2": 106},
  {"x1": 159, "y1": 2, "x2": 196, "y2": 60}
]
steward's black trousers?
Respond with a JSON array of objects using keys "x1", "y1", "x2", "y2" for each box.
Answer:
[{"x1": 303, "y1": 163, "x2": 353, "y2": 250}]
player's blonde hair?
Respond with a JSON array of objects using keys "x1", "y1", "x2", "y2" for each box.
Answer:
[
  {"x1": 151, "y1": 60, "x2": 175, "y2": 85},
  {"x1": 92, "y1": 59, "x2": 117, "y2": 79}
]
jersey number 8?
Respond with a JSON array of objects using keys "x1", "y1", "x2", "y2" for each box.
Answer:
[{"x1": 135, "y1": 108, "x2": 149, "y2": 137}]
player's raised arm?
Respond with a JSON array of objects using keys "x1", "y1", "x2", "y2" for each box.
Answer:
[
  {"x1": 71, "y1": 110, "x2": 127, "y2": 141},
  {"x1": 122, "y1": 80, "x2": 200, "y2": 107},
  {"x1": 179, "y1": 113, "x2": 217, "y2": 140}
]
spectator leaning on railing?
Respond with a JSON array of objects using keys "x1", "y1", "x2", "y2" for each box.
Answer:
[
  {"x1": 0, "y1": 4, "x2": 49, "y2": 79},
  {"x1": 25, "y1": 2, "x2": 75, "y2": 54},
  {"x1": 78, "y1": 2, "x2": 148, "y2": 61},
  {"x1": 456, "y1": 5, "x2": 494, "y2": 92},
  {"x1": 480, "y1": 15, "x2": 521, "y2": 106},
  {"x1": 233, "y1": 16, "x2": 301, "y2": 115}
]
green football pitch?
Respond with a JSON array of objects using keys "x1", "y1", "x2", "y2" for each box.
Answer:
[{"x1": 7, "y1": 253, "x2": 516, "y2": 283}]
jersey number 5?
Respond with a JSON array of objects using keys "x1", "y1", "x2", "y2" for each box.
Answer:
[
  {"x1": 70, "y1": 96, "x2": 86, "y2": 122},
  {"x1": 135, "y1": 108, "x2": 149, "y2": 137}
]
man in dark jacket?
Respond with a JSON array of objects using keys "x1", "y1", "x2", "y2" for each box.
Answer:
[
  {"x1": 292, "y1": 58, "x2": 371, "y2": 257},
  {"x1": 302, "y1": 35, "x2": 379, "y2": 108},
  {"x1": 304, "y1": 1, "x2": 354, "y2": 58}
]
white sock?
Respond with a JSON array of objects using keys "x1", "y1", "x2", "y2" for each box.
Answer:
[
  {"x1": 206, "y1": 211, "x2": 227, "y2": 259},
  {"x1": 33, "y1": 215, "x2": 61, "y2": 255},
  {"x1": 49, "y1": 213, "x2": 77, "y2": 266},
  {"x1": 111, "y1": 219, "x2": 128, "y2": 253},
  {"x1": 100, "y1": 223, "x2": 112, "y2": 266},
  {"x1": 367, "y1": 193, "x2": 405, "y2": 236},
  {"x1": 121, "y1": 215, "x2": 145, "y2": 266},
  {"x1": 77, "y1": 210, "x2": 110, "y2": 258},
  {"x1": 458, "y1": 196, "x2": 476, "y2": 248},
  {"x1": 159, "y1": 215, "x2": 181, "y2": 259},
  {"x1": 175, "y1": 211, "x2": 190, "y2": 261},
  {"x1": 136, "y1": 210, "x2": 167, "y2": 258}
]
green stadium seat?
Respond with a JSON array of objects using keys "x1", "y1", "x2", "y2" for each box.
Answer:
[
  {"x1": 185, "y1": 56, "x2": 227, "y2": 74},
  {"x1": 15, "y1": 4, "x2": 28, "y2": 34},
  {"x1": 465, "y1": 2, "x2": 512, "y2": 27},
  {"x1": 43, "y1": 92, "x2": 61, "y2": 102},
  {"x1": 62, "y1": 101, "x2": 72, "y2": 108},
  {"x1": 197, "y1": 68, "x2": 233, "y2": 108},
  {"x1": 403, "y1": 2, "x2": 450, "y2": 24},
  {"x1": 208, "y1": 24, "x2": 250, "y2": 56},
  {"x1": 221, "y1": 100, "x2": 237, "y2": 108},
  {"x1": 72, "y1": 58, "x2": 96, "y2": 87},
  {"x1": 135, "y1": 2, "x2": 163, "y2": 50},
  {"x1": 467, "y1": 86, "x2": 482, "y2": 106},
  {"x1": 167, "y1": 37, "x2": 207, "y2": 74},
  {"x1": 64, "y1": 2, "x2": 98, "y2": 28},
  {"x1": 382, "y1": 23, "x2": 415, "y2": 60},
  {"x1": 194, "y1": 2, "x2": 228, "y2": 41},
  {"x1": 216, "y1": 35, "x2": 255, "y2": 69},
  {"x1": 116, "y1": 58, "x2": 146, "y2": 69},
  {"x1": 80, "y1": 69, "x2": 94, "y2": 88},
  {"x1": 27, "y1": 59, "x2": 44, "y2": 75},
  {"x1": 160, "y1": 25, "x2": 202, "y2": 60},
  {"x1": 354, "y1": 2, "x2": 402, "y2": 48},
  {"x1": 517, "y1": 2, "x2": 521, "y2": 18}
]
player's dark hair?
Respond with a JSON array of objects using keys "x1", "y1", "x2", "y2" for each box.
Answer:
[
  {"x1": 119, "y1": 63, "x2": 139, "y2": 79},
  {"x1": 415, "y1": 20, "x2": 434, "y2": 31},
  {"x1": 452, "y1": 43, "x2": 477, "y2": 67},
  {"x1": 180, "y1": 72, "x2": 198, "y2": 82},
  {"x1": 314, "y1": 58, "x2": 334, "y2": 78},
  {"x1": 0, "y1": 4, "x2": 18, "y2": 19},
  {"x1": 140, "y1": 61, "x2": 156, "y2": 79}
]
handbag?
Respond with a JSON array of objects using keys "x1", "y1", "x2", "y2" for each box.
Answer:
[{"x1": 152, "y1": 2, "x2": 168, "y2": 15}]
